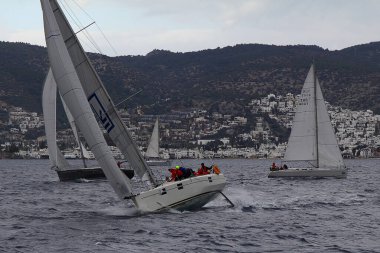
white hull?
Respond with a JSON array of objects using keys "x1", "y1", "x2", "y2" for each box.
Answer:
[
  {"x1": 268, "y1": 168, "x2": 347, "y2": 179},
  {"x1": 132, "y1": 174, "x2": 226, "y2": 212}
]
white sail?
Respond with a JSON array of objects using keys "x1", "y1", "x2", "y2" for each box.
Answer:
[
  {"x1": 284, "y1": 65, "x2": 317, "y2": 165},
  {"x1": 316, "y1": 79, "x2": 345, "y2": 168},
  {"x1": 284, "y1": 64, "x2": 344, "y2": 168},
  {"x1": 42, "y1": 68, "x2": 70, "y2": 170},
  {"x1": 145, "y1": 118, "x2": 160, "y2": 158},
  {"x1": 80, "y1": 143, "x2": 91, "y2": 159},
  {"x1": 45, "y1": 0, "x2": 156, "y2": 186},
  {"x1": 41, "y1": 0, "x2": 133, "y2": 198},
  {"x1": 61, "y1": 95, "x2": 90, "y2": 159}
]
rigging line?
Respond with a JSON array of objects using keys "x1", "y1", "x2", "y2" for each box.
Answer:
[
  {"x1": 60, "y1": 0, "x2": 81, "y2": 26},
  {"x1": 58, "y1": 0, "x2": 97, "y2": 53},
  {"x1": 69, "y1": 0, "x2": 119, "y2": 56},
  {"x1": 75, "y1": 21, "x2": 95, "y2": 35},
  {"x1": 59, "y1": 0, "x2": 85, "y2": 32},
  {"x1": 65, "y1": 0, "x2": 103, "y2": 52},
  {"x1": 114, "y1": 89, "x2": 143, "y2": 108},
  {"x1": 95, "y1": 23, "x2": 119, "y2": 56},
  {"x1": 59, "y1": 0, "x2": 103, "y2": 54}
]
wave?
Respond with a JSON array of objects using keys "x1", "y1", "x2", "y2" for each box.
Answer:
[{"x1": 205, "y1": 186, "x2": 369, "y2": 213}]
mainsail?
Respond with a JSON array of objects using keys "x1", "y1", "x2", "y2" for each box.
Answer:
[
  {"x1": 145, "y1": 118, "x2": 160, "y2": 159},
  {"x1": 42, "y1": 68, "x2": 70, "y2": 170},
  {"x1": 44, "y1": 0, "x2": 157, "y2": 186},
  {"x1": 41, "y1": 0, "x2": 133, "y2": 198},
  {"x1": 284, "y1": 64, "x2": 344, "y2": 168}
]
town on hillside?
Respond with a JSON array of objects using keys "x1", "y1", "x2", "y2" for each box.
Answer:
[{"x1": 0, "y1": 92, "x2": 379, "y2": 159}]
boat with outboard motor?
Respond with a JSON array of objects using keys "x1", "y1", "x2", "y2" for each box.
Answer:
[{"x1": 41, "y1": 0, "x2": 230, "y2": 212}]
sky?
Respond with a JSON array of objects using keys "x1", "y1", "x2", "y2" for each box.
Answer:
[{"x1": 1, "y1": 0, "x2": 380, "y2": 56}]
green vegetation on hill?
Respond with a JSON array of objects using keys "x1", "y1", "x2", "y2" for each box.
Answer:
[{"x1": 1, "y1": 41, "x2": 380, "y2": 116}]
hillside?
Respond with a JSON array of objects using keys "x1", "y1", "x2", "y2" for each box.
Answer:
[{"x1": 1, "y1": 41, "x2": 380, "y2": 115}]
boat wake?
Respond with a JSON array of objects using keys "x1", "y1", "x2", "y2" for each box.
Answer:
[
  {"x1": 203, "y1": 186, "x2": 369, "y2": 213},
  {"x1": 97, "y1": 205, "x2": 140, "y2": 218},
  {"x1": 74, "y1": 178, "x2": 95, "y2": 183}
]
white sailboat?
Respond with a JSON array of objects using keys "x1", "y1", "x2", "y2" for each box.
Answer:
[
  {"x1": 41, "y1": 0, "x2": 228, "y2": 211},
  {"x1": 145, "y1": 118, "x2": 171, "y2": 166},
  {"x1": 42, "y1": 68, "x2": 134, "y2": 181},
  {"x1": 268, "y1": 64, "x2": 347, "y2": 179}
]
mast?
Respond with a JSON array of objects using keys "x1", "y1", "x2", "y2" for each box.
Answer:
[{"x1": 313, "y1": 63, "x2": 319, "y2": 168}]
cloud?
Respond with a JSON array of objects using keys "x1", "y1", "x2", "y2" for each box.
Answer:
[{"x1": 1, "y1": 0, "x2": 379, "y2": 56}]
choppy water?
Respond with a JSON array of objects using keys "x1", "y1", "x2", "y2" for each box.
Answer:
[{"x1": 0, "y1": 159, "x2": 379, "y2": 253}]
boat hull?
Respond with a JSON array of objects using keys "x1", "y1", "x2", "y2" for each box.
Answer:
[
  {"x1": 56, "y1": 167, "x2": 134, "y2": 181},
  {"x1": 268, "y1": 168, "x2": 347, "y2": 179},
  {"x1": 132, "y1": 173, "x2": 226, "y2": 212}
]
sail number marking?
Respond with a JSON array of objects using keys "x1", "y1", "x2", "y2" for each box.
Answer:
[
  {"x1": 299, "y1": 89, "x2": 312, "y2": 106},
  {"x1": 88, "y1": 93, "x2": 115, "y2": 133}
]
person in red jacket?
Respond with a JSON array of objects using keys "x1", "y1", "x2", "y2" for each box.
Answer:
[
  {"x1": 196, "y1": 163, "x2": 210, "y2": 176},
  {"x1": 168, "y1": 166, "x2": 184, "y2": 181}
]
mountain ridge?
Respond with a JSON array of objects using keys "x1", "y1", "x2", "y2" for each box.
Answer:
[{"x1": 0, "y1": 41, "x2": 379, "y2": 116}]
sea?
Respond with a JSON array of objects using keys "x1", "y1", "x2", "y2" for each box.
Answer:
[{"x1": 0, "y1": 159, "x2": 379, "y2": 253}]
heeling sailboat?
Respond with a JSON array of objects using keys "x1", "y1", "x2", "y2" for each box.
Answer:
[
  {"x1": 41, "y1": 0, "x2": 227, "y2": 212},
  {"x1": 268, "y1": 64, "x2": 347, "y2": 179},
  {"x1": 145, "y1": 118, "x2": 171, "y2": 166},
  {"x1": 42, "y1": 71, "x2": 134, "y2": 181}
]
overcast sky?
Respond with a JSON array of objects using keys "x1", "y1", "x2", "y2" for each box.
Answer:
[{"x1": 1, "y1": 0, "x2": 379, "y2": 56}]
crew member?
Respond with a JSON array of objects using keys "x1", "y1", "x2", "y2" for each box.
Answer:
[{"x1": 197, "y1": 163, "x2": 210, "y2": 175}]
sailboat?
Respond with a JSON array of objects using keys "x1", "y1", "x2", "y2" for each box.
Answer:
[
  {"x1": 268, "y1": 64, "x2": 347, "y2": 179},
  {"x1": 145, "y1": 118, "x2": 171, "y2": 166},
  {"x1": 41, "y1": 0, "x2": 228, "y2": 212},
  {"x1": 42, "y1": 69, "x2": 134, "y2": 181}
]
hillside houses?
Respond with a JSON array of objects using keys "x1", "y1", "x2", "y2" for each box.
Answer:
[
  {"x1": 247, "y1": 93, "x2": 380, "y2": 158},
  {"x1": 2, "y1": 91, "x2": 380, "y2": 159},
  {"x1": 9, "y1": 107, "x2": 44, "y2": 134}
]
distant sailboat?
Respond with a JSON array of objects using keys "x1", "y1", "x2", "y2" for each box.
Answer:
[
  {"x1": 268, "y1": 64, "x2": 347, "y2": 178},
  {"x1": 145, "y1": 118, "x2": 171, "y2": 166},
  {"x1": 41, "y1": 0, "x2": 228, "y2": 212},
  {"x1": 42, "y1": 69, "x2": 134, "y2": 181}
]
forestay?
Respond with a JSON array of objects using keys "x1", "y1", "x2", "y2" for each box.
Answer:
[
  {"x1": 46, "y1": 0, "x2": 157, "y2": 186},
  {"x1": 41, "y1": 0, "x2": 133, "y2": 198}
]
